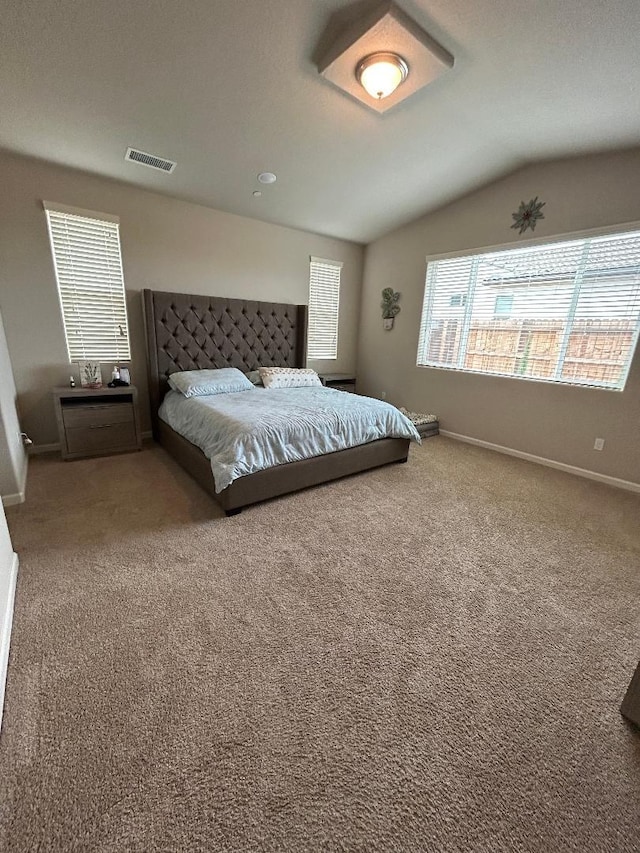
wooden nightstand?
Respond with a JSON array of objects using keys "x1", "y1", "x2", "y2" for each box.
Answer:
[
  {"x1": 319, "y1": 373, "x2": 357, "y2": 393},
  {"x1": 53, "y1": 386, "x2": 142, "y2": 460}
]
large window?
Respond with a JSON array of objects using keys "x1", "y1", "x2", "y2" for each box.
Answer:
[
  {"x1": 308, "y1": 257, "x2": 342, "y2": 360},
  {"x1": 417, "y1": 228, "x2": 640, "y2": 390},
  {"x1": 44, "y1": 201, "x2": 131, "y2": 362}
]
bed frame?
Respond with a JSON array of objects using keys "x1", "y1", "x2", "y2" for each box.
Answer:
[{"x1": 143, "y1": 289, "x2": 410, "y2": 515}]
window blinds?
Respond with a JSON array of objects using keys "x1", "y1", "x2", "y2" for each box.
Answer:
[
  {"x1": 44, "y1": 201, "x2": 131, "y2": 362},
  {"x1": 308, "y1": 257, "x2": 342, "y2": 360},
  {"x1": 417, "y1": 229, "x2": 640, "y2": 390}
]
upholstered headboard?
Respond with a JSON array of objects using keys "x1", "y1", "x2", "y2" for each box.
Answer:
[{"x1": 143, "y1": 289, "x2": 308, "y2": 435}]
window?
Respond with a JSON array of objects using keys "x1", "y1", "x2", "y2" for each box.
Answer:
[
  {"x1": 417, "y1": 228, "x2": 640, "y2": 390},
  {"x1": 450, "y1": 293, "x2": 467, "y2": 307},
  {"x1": 494, "y1": 294, "x2": 513, "y2": 316},
  {"x1": 44, "y1": 201, "x2": 131, "y2": 362},
  {"x1": 308, "y1": 257, "x2": 342, "y2": 359}
]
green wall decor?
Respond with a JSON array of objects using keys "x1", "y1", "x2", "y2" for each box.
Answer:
[
  {"x1": 511, "y1": 196, "x2": 546, "y2": 234},
  {"x1": 381, "y1": 287, "x2": 401, "y2": 330}
]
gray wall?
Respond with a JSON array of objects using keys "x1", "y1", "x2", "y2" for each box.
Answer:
[
  {"x1": 0, "y1": 310, "x2": 27, "y2": 501},
  {"x1": 357, "y1": 149, "x2": 640, "y2": 485},
  {"x1": 0, "y1": 151, "x2": 364, "y2": 445}
]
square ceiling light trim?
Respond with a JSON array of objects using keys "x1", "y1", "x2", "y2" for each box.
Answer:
[{"x1": 317, "y1": 1, "x2": 454, "y2": 114}]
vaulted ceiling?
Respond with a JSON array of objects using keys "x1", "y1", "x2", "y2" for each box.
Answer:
[{"x1": 2, "y1": 0, "x2": 639, "y2": 243}]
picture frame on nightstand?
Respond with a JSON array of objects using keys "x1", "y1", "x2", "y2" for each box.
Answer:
[{"x1": 78, "y1": 360, "x2": 102, "y2": 389}]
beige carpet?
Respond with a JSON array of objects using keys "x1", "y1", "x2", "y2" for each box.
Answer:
[{"x1": 1, "y1": 438, "x2": 639, "y2": 852}]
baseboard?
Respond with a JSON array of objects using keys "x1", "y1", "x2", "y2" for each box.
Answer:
[
  {"x1": 28, "y1": 442, "x2": 60, "y2": 455},
  {"x1": 1, "y1": 448, "x2": 28, "y2": 507},
  {"x1": 1, "y1": 492, "x2": 25, "y2": 508},
  {"x1": 439, "y1": 430, "x2": 640, "y2": 494},
  {"x1": 31, "y1": 433, "x2": 152, "y2": 453},
  {"x1": 0, "y1": 552, "x2": 19, "y2": 734}
]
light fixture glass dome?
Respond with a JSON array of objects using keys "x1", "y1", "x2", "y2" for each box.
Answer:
[{"x1": 356, "y1": 52, "x2": 409, "y2": 100}]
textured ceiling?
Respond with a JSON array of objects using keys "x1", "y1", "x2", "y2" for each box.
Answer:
[{"x1": 1, "y1": 0, "x2": 639, "y2": 243}]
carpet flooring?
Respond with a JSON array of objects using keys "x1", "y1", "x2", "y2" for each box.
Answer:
[{"x1": 1, "y1": 438, "x2": 639, "y2": 852}]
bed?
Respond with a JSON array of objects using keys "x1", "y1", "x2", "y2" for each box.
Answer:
[{"x1": 143, "y1": 288, "x2": 416, "y2": 515}]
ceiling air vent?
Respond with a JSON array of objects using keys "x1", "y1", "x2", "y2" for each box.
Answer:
[{"x1": 125, "y1": 147, "x2": 176, "y2": 173}]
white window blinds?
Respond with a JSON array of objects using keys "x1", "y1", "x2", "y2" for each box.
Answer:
[
  {"x1": 417, "y1": 228, "x2": 640, "y2": 391},
  {"x1": 308, "y1": 257, "x2": 342, "y2": 360},
  {"x1": 44, "y1": 201, "x2": 131, "y2": 362}
]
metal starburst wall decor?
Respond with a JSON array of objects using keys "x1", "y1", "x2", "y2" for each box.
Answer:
[{"x1": 510, "y1": 196, "x2": 546, "y2": 234}]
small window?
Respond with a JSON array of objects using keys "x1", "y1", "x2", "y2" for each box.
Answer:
[
  {"x1": 417, "y1": 228, "x2": 640, "y2": 390},
  {"x1": 44, "y1": 201, "x2": 131, "y2": 362},
  {"x1": 494, "y1": 294, "x2": 514, "y2": 316},
  {"x1": 308, "y1": 257, "x2": 342, "y2": 360}
]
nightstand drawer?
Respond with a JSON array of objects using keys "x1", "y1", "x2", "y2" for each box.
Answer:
[
  {"x1": 65, "y1": 421, "x2": 138, "y2": 455},
  {"x1": 63, "y1": 403, "x2": 134, "y2": 429}
]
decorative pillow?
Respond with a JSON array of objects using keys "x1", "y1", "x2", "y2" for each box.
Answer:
[
  {"x1": 245, "y1": 370, "x2": 263, "y2": 386},
  {"x1": 259, "y1": 367, "x2": 322, "y2": 389},
  {"x1": 168, "y1": 368, "x2": 253, "y2": 398}
]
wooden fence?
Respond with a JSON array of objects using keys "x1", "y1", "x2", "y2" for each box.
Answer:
[{"x1": 426, "y1": 319, "x2": 635, "y2": 384}]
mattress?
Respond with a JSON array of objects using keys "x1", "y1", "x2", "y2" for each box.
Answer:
[{"x1": 159, "y1": 386, "x2": 420, "y2": 492}]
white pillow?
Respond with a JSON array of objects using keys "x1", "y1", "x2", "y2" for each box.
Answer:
[
  {"x1": 168, "y1": 368, "x2": 253, "y2": 398},
  {"x1": 259, "y1": 367, "x2": 322, "y2": 389}
]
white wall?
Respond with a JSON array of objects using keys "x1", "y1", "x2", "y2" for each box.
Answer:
[
  {"x1": 357, "y1": 149, "x2": 640, "y2": 484},
  {"x1": 0, "y1": 306, "x2": 23, "y2": 728},
  {"x1": 0, "y1": 499, "x2": 18, "y2": 731},
  {"x1": 0, "y1": 310, "x2": 27, "y2": 503},
  {"x1": 0, "y1": 150, "x2": 364, "y2": 446}
]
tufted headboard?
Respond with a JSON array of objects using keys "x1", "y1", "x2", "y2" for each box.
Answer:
[{"x1": 143, "y1": 289, "x2": 308, "y2": 436}]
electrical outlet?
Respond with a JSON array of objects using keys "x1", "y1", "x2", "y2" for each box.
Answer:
[
  {"x1": 594, "y1": 437, "x2": 605, "y2": 451},
  {"x1": 380, "y1": 390, "x2": 387, "y2": 399}
]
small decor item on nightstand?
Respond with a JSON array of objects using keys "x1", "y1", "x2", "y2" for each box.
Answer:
[
  {"x1": 78, "y1": 360, "x2": 102, "y2": 389},
  {"x1": 381, "y1": 287, "x2": 401, "y2": 330},
  {"x1": 109, "y1": 366, "x2": 131, "y2": 387}
]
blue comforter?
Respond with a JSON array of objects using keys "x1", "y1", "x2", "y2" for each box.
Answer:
[{"x1": 159, "y1": 386, "x2": 420, "y2": 492}]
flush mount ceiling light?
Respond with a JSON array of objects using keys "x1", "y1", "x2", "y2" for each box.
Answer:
[
  {"x1": 356, "y1": 52, "x2": 408, "y2": 100},
  {"x1": 317, "y1": 1, "x2": 453, "y2": 114},
  {"x1": 257, "y1": 172, "x2": 277, "y2": 184}
]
